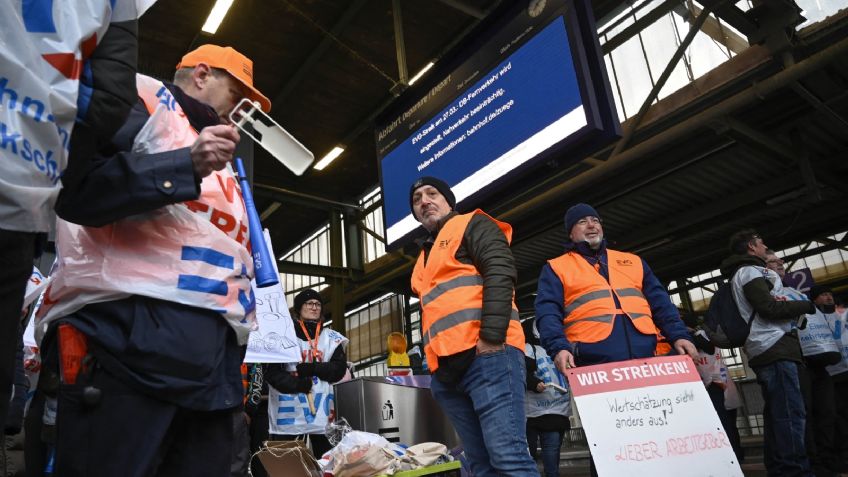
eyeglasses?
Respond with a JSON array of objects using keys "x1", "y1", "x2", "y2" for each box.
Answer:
[
  {"x1": 575, "y1": 217, "x2": 601, "y2": 226},
  {"x1": 303, "y1": 301, "x2": 322, "y2": 308},
  {"x1": 765, "y1": 258, "x2": 784, "y2": 265}
]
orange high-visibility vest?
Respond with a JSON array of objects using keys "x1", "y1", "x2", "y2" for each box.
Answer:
[
  {"x1": 549, "y1": 249, "x2": 655, "y2": 343},
  {"x1": 411, "y1": 210, "x2": 524, "y2": 372}
]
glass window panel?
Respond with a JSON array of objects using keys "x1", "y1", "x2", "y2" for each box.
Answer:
[
  {"x1": 641, "y1": 14, "x2": 693, "y2": 101},
  {"x1": 604, "y1": 54, "x2": 629, "y2": 120},
  {"x1": 609, "y1": 35, "x2": 656, "y2": 119},
  {"x1": 797, "y1": 0, "x2": 847, "y2": 27},
  {"x1": 671, "y1": 14, "x2": 733, "y2": 78}
]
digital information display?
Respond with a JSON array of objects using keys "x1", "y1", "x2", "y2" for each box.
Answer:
[{"x1": 376, "y1": 0, "x2": 617, "y2": 248}]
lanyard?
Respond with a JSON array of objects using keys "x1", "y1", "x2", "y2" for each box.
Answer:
[{"x1": 298, "y1": 319, "x2": 322, "y2": 361}]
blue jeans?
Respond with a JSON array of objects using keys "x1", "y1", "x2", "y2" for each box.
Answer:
[
  {"x1": 753, "y1": 360, "x2": 813, "y2": 477},
  {"x1": 430, "y1": 346, "x2": 538, "y2": 476},
  {"x1": 526, "y1": 427, "x2": 563, "y2": 477}
]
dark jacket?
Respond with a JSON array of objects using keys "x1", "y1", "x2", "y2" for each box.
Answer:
[
  {"x1": 719, "y1": 254, "x2": 813, "y2": 367},
  {"x1": 61, "y1": 19, "x2": 141, "y2": 214},
  {"x1": 535, "y1": 239, "x2": 690, "y2": 366},
  {"x1": 415, "y1": 211, "x2": 517, "y2": 383},
  {"x1": 264, "y1": 317, "x2": 348, "y2": 395}
]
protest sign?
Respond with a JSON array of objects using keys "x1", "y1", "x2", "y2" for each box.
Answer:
[
  {"x1": 566, "y1": 355, "x2": 742, "y2": 476},
  {"x1": 244, "y1": 230, "x2": 301, "y2": 363}
]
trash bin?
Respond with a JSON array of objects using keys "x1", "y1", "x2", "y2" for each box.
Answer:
[{"x1": 335, "y1": 376, "x2": 460, "y2": 448}]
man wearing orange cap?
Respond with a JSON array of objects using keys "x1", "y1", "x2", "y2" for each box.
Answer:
[{"x1": 37, "y1": 44, "x2": 270, "y2": 476}]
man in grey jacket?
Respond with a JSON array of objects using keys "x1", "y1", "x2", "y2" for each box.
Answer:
[{"x1": 721, "y1": 230, "x2": 815, "y2": 476}]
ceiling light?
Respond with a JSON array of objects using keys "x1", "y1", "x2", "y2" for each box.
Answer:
[
  {"x1": 202, "y1": 0, "x2": 235, "y2": 34},
  {"x1": 408, "y1": 61, "x2": 435, "y2": 86},
  {"x1": 313, "y1": 146, "x2": 345, "y2": 171}
]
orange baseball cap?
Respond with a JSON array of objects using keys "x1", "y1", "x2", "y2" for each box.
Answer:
[{"x1": 177, "y1": 44, "x2": 271, "y2": 113}]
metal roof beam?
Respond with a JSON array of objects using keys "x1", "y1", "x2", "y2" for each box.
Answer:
[
  {"x1": 698, "y1": 0, "x2": 758, "y2": 37},
  {"x1": 254, "y1": 183, "x2": 362, "y2": 212},
  {"x1": 496, "y1": 35, "x2": 848, "y2": 222},
  {"x1": 669, "y1": 233, "x2": 848, "y2": 293},
  {"x1": 272, "y1": 0, "x2": 368, "y2": 106},
  {"x1": 671, "y1": 3, "x2": 748, "y2": 55},
  {"x1": 277, "y1": 260, "x2": 353, "y2": 279},
  {"x1": 618, "y1": 174, "x2": 802, "y2": 252},
  {"x1": 437, "y1": 0, "x2": 487, "y2": 19},
  {"x1": 392, "y1": 0, "x2": 409, "y2": 85},
  {"x1": 601, "y1": 0, "x2": 679, "y2": 55},
  {"x1": 715, "y1": 117, "x2": 796, "y2": 163}
]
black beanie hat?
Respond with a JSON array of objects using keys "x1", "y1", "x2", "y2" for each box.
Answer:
[
  {"x1": 809, "y1": 285, "x2": 832, "y2": 301},
  {"x1": 564, "y1": 203, "x2": 600, "y2": 237},
  {"x1": 294, "y1": 289, "x2": 322, "y2": 314},
  {"x1": 409, "y1": 176, "x2": 456, "y2": 217}
]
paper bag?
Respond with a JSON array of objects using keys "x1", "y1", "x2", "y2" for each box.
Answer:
[{"x1": 257, "y1": 440, "x2": 322, "y2": 477}]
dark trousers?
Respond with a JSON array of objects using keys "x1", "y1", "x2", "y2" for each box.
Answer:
[
  {"x1": 800, "y1": 364, "x2": 839, "y2": 475},
  {"x1": 526, "y1": 425, "x2": 566, "y2": 477},
  {"x1": 0, "y1": 229, "x2": 37, "y2": 434},
  {"x1": 725, "y1": 408, "x2": 744, "y2": 463},
  {"x1": 24, "y1": 390, "x2": 48, "y2": 477},
  {"x1": 833, "y1": 376, "x2": 848, "y2": 471},
  {"x1": 248, "y1": 405, "x2": 270, "y2": 477},
  {"x1": 231, "y1": 409, "x2": 251, "y2": 477},
  {"x1": 55, "y1": 367, "x2": 236, "y2": 477}
]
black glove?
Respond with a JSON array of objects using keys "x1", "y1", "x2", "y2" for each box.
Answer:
[
  {"x1": 296, "y1": 362, "x2": 316, "y2": 378},
  {"x1": 295, "y1": 376, "x2": 313, "y2": 394}
]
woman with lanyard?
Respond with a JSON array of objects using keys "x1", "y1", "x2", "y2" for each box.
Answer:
[{"x1": 264, "y1": 289, "x2": 349, "y2": 458}]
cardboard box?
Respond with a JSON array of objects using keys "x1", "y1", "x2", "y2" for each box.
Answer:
[{"x1": 257, "y1": 440, "x2": 322, "y2": 477}]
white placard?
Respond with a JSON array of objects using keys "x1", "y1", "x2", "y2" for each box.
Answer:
[
  {"x1": 566, "y1": 356, "x2": 742, "y2": 477},
  {"x1": 244, "y1": 230, "x2": 301, "y2": 363}
]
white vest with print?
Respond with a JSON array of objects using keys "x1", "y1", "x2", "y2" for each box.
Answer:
[
  {"x1": 524, "y1": 343, "x2": 571, "y2": 419},
  {"x1": 37, "y1": 74, "x2": 256, "y2": 344},
  {"x1": 0, "y1": 1, "x2": 155, "y2": 232},
  {"x1": 826, "y1": 314, "x2": 848, "y2": 376},
  {"x1": 733, "y1": 266, "x2": 804, "y2": 359},
  {"x1": 694, "y1": 349, "x2": 722, "y2": 387},
  {"x1": 798, "y1": 306, "x2": 841, "y2": 358},
  {"x1": 269, "y1": 327, "x2": 348, "y2": 435}
]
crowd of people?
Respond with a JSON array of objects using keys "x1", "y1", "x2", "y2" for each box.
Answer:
[
  {"x1": 3, "y1": 4, "x2": 847, "y2": 477},
  {"x1": 408, "y1": 181, "x2": 847, "y2": 477}
]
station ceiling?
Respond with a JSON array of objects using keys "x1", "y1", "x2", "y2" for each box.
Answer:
[{"x1": 137, "y1": 1, "x2": 848, "y2": 311}]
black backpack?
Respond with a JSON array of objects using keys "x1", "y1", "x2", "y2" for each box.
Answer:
[{"x1": 703, "y1": 275, "x2": 754, "y2": 349}]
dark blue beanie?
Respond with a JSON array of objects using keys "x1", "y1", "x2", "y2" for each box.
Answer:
[{"x1": 564, "y1": 203, "x2": 600, "y2": 236}]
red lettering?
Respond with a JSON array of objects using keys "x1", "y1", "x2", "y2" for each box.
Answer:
[
  {"x1": 216, "y1": 175, "x2": 238, "y2": 203},
  {"x1": 184, "y1": 200, "x2": 210, "y2": 213},
  {"x1": 626, "y1": 444, "x2": 643, "y2": 461},
  {"x1": 616, "y1": 441, "x2": 662, "y2": 461},
  {"x1": 211, "y1": 209, "x2": 236, "y2": 234},
  {"x1": 665, "y1": 432, "x2": 730, "y2": 457},
  {"x1": 236, "y1": 223, "x2": 248, "y2": 245},
  {"x1": 646, "y1": 441, "x2": 661, "y2": 459}
]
